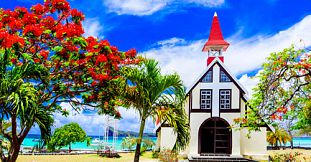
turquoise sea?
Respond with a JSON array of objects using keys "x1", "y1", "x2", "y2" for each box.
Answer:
[
  {"x1": 22, "y1": 135, "x2": 157, "y2": 151},
  {"x1": 22, "y1": 135, "x2": 310, "y2": 151}
]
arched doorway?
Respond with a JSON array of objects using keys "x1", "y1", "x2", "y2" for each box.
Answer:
[{"x1": 198, "y1": 117, "x2": 231, "y2": 155}]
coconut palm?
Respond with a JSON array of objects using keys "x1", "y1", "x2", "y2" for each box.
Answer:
[
  {"x1": 120, "y1": 59, "x2": 190, "y2": 162},
  {"x1": 267, "y1": 128, "x2": 291, "y2": 149}
]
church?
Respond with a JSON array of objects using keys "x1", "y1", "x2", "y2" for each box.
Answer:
[{"x1": 155, "y1": 13, "x2": 268, "y2": 161}]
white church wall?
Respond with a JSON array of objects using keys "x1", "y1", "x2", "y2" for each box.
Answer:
[
  {"x1": 160, "y1": 127, "x2": 177, "y2": 150},
  {"x1": 241, "y1": 127, "x2": 267, "y2": 157},
  {"x1": 189, "y1": 113, "x2": 211, "y2": 155}
]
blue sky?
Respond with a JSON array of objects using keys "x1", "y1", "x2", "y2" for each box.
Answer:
[{"x1": 2, "y1": 0, "x2": 311, "y2": 135}]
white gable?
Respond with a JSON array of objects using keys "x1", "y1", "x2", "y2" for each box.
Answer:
[{"x1": 186, "y1": 57, "x2": 248, "y2": 95}]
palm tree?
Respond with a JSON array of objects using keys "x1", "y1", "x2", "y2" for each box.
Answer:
[
  {"x1": 267, "y1": 128, "x2": 291, "y2": 150},
  {"x1": 0, "y1": 64, "x2": 53, "y2": 162},
  {"x1": 120, "y1": 59, "x2": 190, "y2": 162}
]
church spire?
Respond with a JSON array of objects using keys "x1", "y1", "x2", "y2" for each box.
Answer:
[{"x1": 203, "y1": 12, "x2": 230, "y2": 65}]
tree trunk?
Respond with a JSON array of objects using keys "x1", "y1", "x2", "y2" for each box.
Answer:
[
  {"x1": 288, "y1": 131, "x2": 294, "y2": 149},
  {"x1": 7, "y1": 145, "x2": 21, "y2": 162},
  {"x1": 134, "y1": 117, "x2": 146, "y2": 162},
  {"x1": 69, "y1": 143, "x2": 71, "y2": 153}
]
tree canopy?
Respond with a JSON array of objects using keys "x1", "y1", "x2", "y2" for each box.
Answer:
[
  {"x1": 47, "y1": 122, "x2": 90, "y2": 152},
  {"x1": 235, "y1": 46, "x2": 311, "y2": 132},
  {"x1": 0, "y1": 0, "x2": 137, "y2": 161},
  {"x1": 120, "y1": 59, "x2": 190, "y2": 162}
]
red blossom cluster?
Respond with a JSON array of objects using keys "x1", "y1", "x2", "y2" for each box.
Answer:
[
  {"x1": 270, "y1": 106, "x2": 288, "y2": 120},
  {"x1": 0, "y1": 29, "x2": 24, "y2": 48}
]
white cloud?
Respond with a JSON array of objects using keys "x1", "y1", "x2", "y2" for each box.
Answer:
[
  {"x1": 186, "y1": 0, "x2": 225, "y2": 7},
  {"x1": 103, "y1": 0, "x2": 171, "y2": 16},
  {"x1": 103, "y1": 0, "x2": 225, "y2": 16},
  {"x1": 238, "y1": 72, "x2": 260, "y2": 96},
  {"x1": 142, "y1": 15, "x2": 311, "y2": 88},
  {"x1": 83, "y1": 18, "x2": 103, "y2": 39},
  {"x1": 30, "y1": 104, "x2": 155, "y2": 135}
]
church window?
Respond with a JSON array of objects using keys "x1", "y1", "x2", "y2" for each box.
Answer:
[
  {"x1": 220, "y1": 90, "x2": 231, "y2": 109},
  {"x1": 220, "y1": 70, "x2": 231, "y2": 82},
  {"x1": 200, "y1": 90, "x2": 212, "y2": 109},
  {"x1": 202, "y1": 70, "x2": 213, "y2": 82}
]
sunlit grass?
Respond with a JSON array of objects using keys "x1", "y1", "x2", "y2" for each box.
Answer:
[{"x1": 17, "y1": 152, "x2": 157, "y2": 162}]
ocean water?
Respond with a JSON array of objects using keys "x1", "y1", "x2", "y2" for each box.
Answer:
[
  {"x1": 22, "y1": 136, "x2": 310, "y2": 151},
  {"x1": 283, "y1": 137, "x2": 311, "y2": 147},
  {"x1": 22, "y1": 135, "x2": 157, "y2": 151}
]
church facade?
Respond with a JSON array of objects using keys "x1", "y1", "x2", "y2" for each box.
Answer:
[{"x1": 156, "y1": 13, "x2": 268, "y2": 160}]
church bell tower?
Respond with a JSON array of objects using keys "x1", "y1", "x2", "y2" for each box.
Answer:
[{"x1": 203, "y1": 12, "x2": 230, "y2": 65}]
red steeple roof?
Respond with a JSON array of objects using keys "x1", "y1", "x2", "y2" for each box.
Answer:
[{"x1": 202, "y1": 12, "x2": 230, "y2": 52}]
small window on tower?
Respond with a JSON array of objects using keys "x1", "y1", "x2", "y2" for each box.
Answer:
[
  {"x1": 202, "y1": 70, "x2": 213, "y2": 82},
  {"x1": 220, "y1": 70, "x2": 231, "y2": 82}
]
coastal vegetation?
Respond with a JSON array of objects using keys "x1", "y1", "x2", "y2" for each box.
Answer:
[
  {"x1": 47, "y1": 123, "x2": 91, "y2": 152},
  {"x1": 0, "y1": 0, "x2": 137, "y2": 161},
  {"x1": 235, "y1": 46, "x2": 311, "y2": 137},
  {"x1": 120, "y1": 59, "x2": 190, "y2": 162},
  {"x1": 267, "y1": 128, "x2": 292, "y2": 149}
]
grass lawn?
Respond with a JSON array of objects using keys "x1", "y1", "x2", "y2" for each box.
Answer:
[
  {"x1": 17, "y1": 152, "x2": 157, "y2": 162},
  {"x1": 17, "y1": 149, "x2": 311, "y2": 162}
]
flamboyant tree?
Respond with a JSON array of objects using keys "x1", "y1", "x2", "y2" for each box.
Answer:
[
  {"x1": 0, "y1": 0, "x2": 138, "y2": 161},
  {"x1": 234, "y1": 46, "x2": 311, "y2": 133}
]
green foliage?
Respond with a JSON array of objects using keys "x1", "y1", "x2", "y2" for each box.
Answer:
[
  {"x1": 120, "y1": 59, "x2": 189, "y2": 161},
  {"x1": 121, "y1": 136, "x2": 137, "y2": 151},
  {"x1": 235, "y1": 46, "x2": 311, "y2": 132},
  {"x1": 47, "y1": 122, "x2": 90, "y2": 152},
  {"x1": 142, "y1": 138, "x2": 155, "y2": 150},
  {"x1": 267, "y1": 128, "x2": 291, "y2": 149},
  {"x1": 152, "y1": 149, "x2": 160, "y2": 158}
]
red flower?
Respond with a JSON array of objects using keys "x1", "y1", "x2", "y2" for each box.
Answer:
[
  {"x1": 34, "y1": 58, "x2": 40, "y2": 63},
  {"x1": 31, "y1": 4, "x2": 45, "y2": 15},
  {"x1": 70, "y1": 9, "x2": 84, "y2": 22},
  {"x1": 95, "y1": 54, "x2": 107, "y2": 65},
  {"x1": 50, "y1": 0, "x2": 70, "y2": 13},
  {"x1": 125, "y1": 48, "x2": 137, "y2": 57},
  {"x1": 39, "y1": 50, "x2": 49, "y2": 60},
  {"x1": 11, "y1": 58, "x2": 17, "y2": 64},
  {"x1": 91, "y1": 81, "x2": 97, "y2": 87},
  {"x1": 96, "y1": 74, "x2": 108, "y2": 81},
  {"x1": 24, "y1": 24, "x2": 43, "y2": 37}
]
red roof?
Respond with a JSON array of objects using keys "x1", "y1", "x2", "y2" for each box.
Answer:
[{"x1": 202, "y1": 12, "x2": 230, "y2": 52}]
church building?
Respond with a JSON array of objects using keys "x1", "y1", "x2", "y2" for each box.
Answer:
[{"x1": 156, "y1": 12, "x2": 268, "y2": 161}]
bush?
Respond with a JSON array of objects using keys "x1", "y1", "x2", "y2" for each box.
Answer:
[
  {"x1": 152, "y1": 149, "x2": 160, "y2": 158},
  {"x1": 270, "y1": 152, "x2": 306, "y2": 162},
  {"x1": 158, "y1": 148, "x2": 178, "y2": 162}
]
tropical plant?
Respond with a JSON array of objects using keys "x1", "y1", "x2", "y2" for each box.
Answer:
[
  {"x1": 121, "y1": 136, "x2": 137, "y2": 151},
  {"x1": 234, "y1": 46, "x2": 311, "y2": 133},
  {"x1": 0, "y1": 0, "x2": 137, "y2": 161},
  {"x1": 0, "y1": 78, "x2": 54, "y2": 162},
  {"x1": 142, "y1": 138, "x2": 155, "y2": 150},
  {"x1": 158, "y1": 148, "x2": 178, "y2": 162},
  {"x1": 47, "y1": 122, "x2": 91, "y2": 152},
  {"x1": 267, "y1": 128, "x2": 292, "y2": 149},
  {"x1": 120, "y1": 59, "x2": 190, "y2": 162}
]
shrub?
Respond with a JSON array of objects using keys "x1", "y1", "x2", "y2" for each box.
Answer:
[
  {"x1": 158, "y1": 148, "x2": 178, "y2": 162},
  {"x1": 270, "y1": 152, "x2": 306, "y2": 162},
  {"x1": 152, "y1": 149, "x2": 160, "y2": 158}
]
